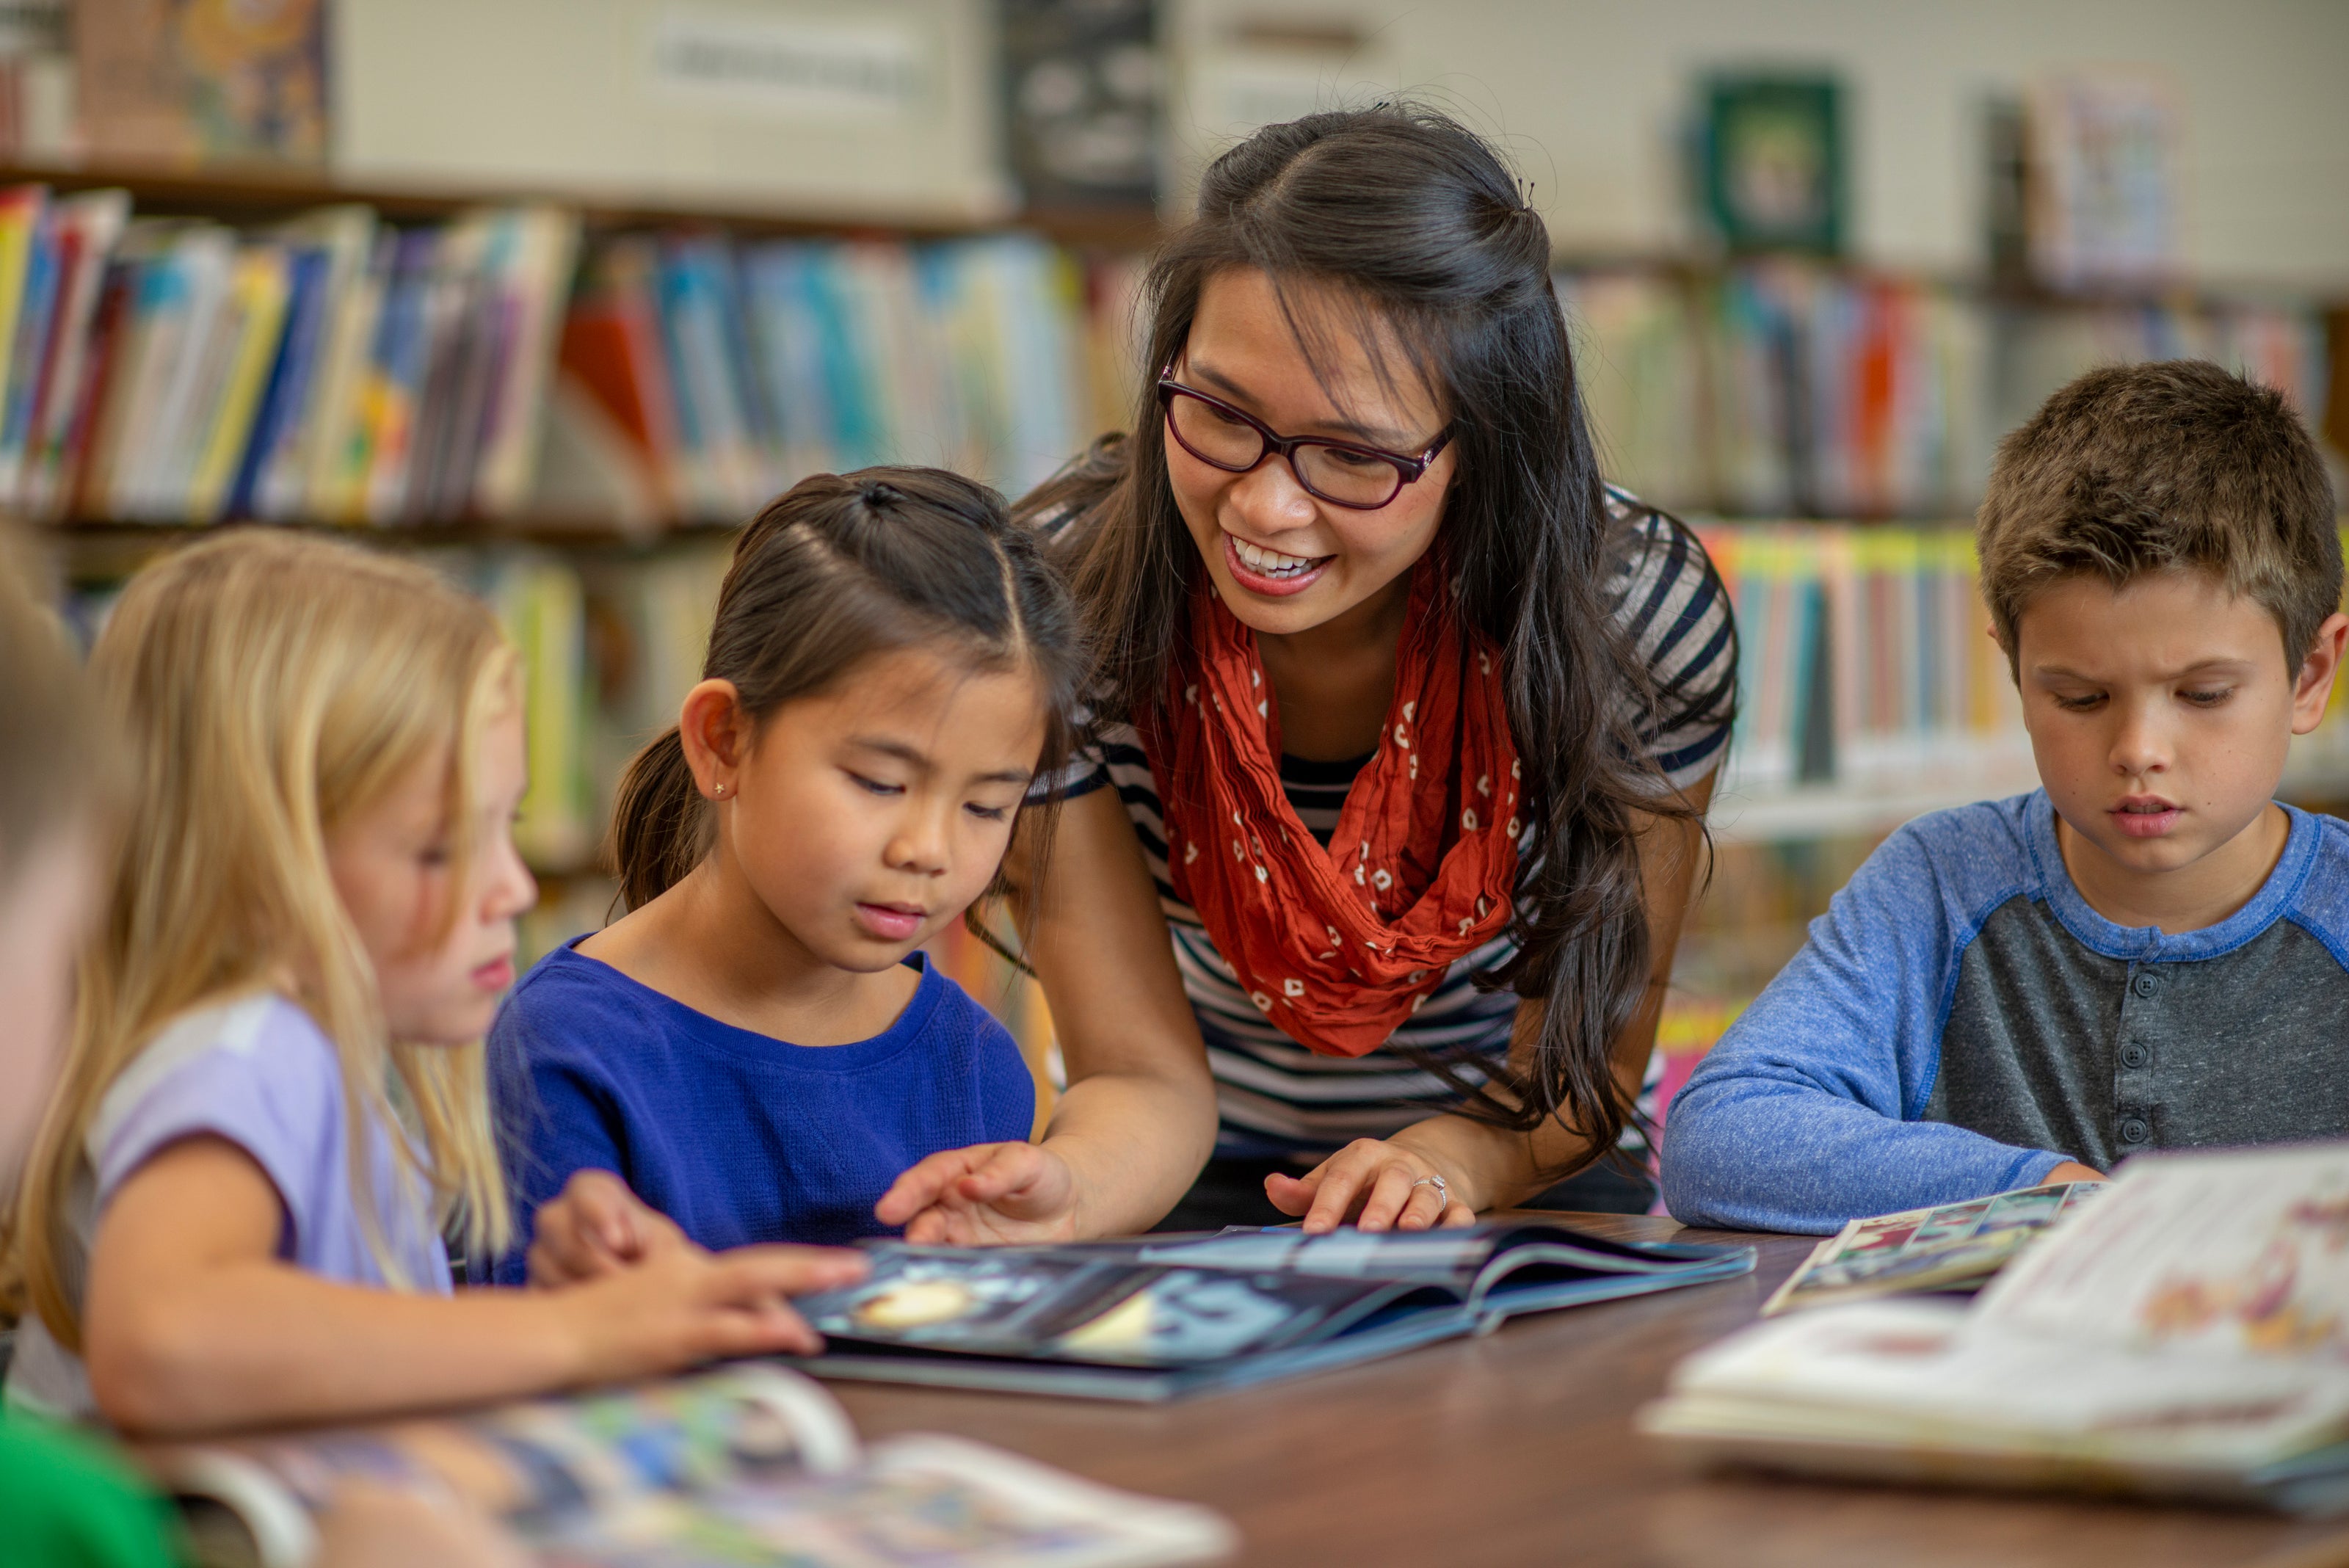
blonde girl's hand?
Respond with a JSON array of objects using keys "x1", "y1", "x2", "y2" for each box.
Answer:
[
  {"x1": 528, "y1": 1169, "x2": 691, "y2": 1286},
  {"x1": 558, "y1": 1239, "x2": 868, "y2": 1381},
  {"x1": 874, "y1": 1141, "x2": 1079, "y2": 1245},
  {"x1": 1266, "y1": 1139, "x2": 1478, "y2": 1234}
]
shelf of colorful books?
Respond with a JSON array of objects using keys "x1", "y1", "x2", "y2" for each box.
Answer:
[
  {"x1": 1559, "y1": 264, "x2": 2336, "y2": 521},
  {"x1": 0, "y1": 181, "x2": 1152, "y2": 542}
]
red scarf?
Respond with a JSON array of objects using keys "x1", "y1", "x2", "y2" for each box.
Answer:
[{"x1": 1141, "y1": 563, "x2": 1522, "y2": 1057}]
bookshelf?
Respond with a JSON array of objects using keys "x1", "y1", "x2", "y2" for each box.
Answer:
[{"x1": 1558, "y1": 259, "x2": 2334, "y2": 524}]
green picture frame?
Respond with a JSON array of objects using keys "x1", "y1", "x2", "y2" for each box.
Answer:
[{"x1": 1700, "y1": 75, "x2": 1845, "y2": 255}]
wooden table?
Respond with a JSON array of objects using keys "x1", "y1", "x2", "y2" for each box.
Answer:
[{"x1": 827, "y1": 1213, "x2": 2349, "y2": 1568}]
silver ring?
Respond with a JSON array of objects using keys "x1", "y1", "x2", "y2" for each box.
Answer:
[{"x1": 1409, "y1": 1174, "x2": 1448, "y2": 1201}]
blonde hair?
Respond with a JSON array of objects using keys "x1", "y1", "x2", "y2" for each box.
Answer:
[{"x1": 10, "y1": 529, "x2": 518, "y2": 1351}]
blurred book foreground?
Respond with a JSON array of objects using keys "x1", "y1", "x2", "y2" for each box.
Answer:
[{"x1": 1642, "y1": 1144, "x2": 2349, "y2": 1514}]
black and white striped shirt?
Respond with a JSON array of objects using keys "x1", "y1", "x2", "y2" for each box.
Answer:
[{"x1": 1052, "y1": 487, "x2": 1738, "y2": 1155}]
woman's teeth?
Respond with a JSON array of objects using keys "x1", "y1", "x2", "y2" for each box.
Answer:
[{"x1": 1233, "y1": 538, "x2": 1321, "y2": 577}]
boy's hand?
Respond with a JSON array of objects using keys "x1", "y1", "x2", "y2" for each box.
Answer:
[
  {"x1": 2043, "y1": 1160, "x2": 2110, "y2": 1185},
  {"x1": 1267, "y1": 1139, "x2": 1478, "y2": 1233},
  {"x1": 874, "y1": 1142, "x2": 1079, "y2": 1245},
  {"x1": 558, "y1": 1239, "x2": 868, "y2": 1381},
  {"x1": 528, "y1": 1169, "x2": 690, "y2": 1287}
]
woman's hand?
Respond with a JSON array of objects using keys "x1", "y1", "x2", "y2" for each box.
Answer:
[
  {"x1": 874, "y1": 1141, "x2": 1079, "y2": 1245},
  {"x1": 1266, "y1": 1139, "x2": 1478, "y2": 1233},
  {"x1": 527, "y1": 1169, "x2": 690, "y2": 1286},
  {"x1": 2043, "y1": 1160, "x2": 2109, "y2": 1185},
  {"x1": 556, "y1": 1238, "x2": 868, "y2": 1379}
]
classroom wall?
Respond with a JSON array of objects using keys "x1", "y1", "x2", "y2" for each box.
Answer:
[
  {"x1": 1166, "y1": 0, "x2": 2349, "y2": 287},
  {"x1": 332, "y1": 0, "x2": 1014, "y2": 221},
  {"x1": 327, "y1": 0, "x2": 2349, "y2": 288}
]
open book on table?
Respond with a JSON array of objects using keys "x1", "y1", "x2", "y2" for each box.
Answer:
[
  {"x1": 785, "y1": 1219, "x2": 1756, "y2": 1401},
  {"x1": 1641, "y1": 1143, "x2": 2349, "y2": 1514},
  {"x1": 1761, "y1": 1179, "x2": 2106, "y2": 1315},
  {"x1": 142, "y1": 1364, "x2": 1234, "y2": 1568}
]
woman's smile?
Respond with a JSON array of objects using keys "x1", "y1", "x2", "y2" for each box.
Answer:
[{"x1": 1223, "y1": 530, "x2": 1334, "y2": 598}]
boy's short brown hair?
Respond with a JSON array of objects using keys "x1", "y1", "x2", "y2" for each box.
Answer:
[{"x1": 1976, "y1": 360, "x2": 2342, "y2": 670}]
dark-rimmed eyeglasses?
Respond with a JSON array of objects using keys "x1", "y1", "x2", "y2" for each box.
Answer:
[{"x1": 1156, "y1": 371, "x2": 1453, "y2": 510}]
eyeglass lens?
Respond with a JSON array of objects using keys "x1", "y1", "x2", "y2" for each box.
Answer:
[{"x1": 1166, "y1": 390, "x2": 1409, "y2": 508}]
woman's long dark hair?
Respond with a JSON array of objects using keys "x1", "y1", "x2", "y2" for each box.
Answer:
[
  {"x1": 1018, "y1": 106, "x2": 1735, "y2": 1161},
  {"x1": 612, "y1": 467, "x2": 1086, "y2": 913}
]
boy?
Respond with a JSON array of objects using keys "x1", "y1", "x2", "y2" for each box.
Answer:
[{"x1": 1662, "y1": 361, "x2": 2349, "y2": 1233}]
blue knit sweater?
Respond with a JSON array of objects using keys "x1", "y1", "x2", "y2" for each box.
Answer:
[{"x1": 490, "y1": 943, "x2": 1034, "y2": 1278}]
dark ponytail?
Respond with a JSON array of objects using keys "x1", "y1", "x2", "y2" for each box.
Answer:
[
  {"x1": 611, "y1": 466, "x2": 1086, "y2": 912},
  {"x1": 1020, "y1": 104, "x2": 1738, "y2": 1160}
]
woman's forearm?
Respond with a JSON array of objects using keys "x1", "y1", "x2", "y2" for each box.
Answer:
[
  {"x1": 1387, "y1": 929, "x2": 1676, "y2": 1213},
  {"x1": 1041, "y1": 1059, "x2": 1219, "y2": 1237},
  {"x1": 1401, "y1": 771, "x2": 1717, "y2": 1213},
  {"x1": 1387, "y1": 1108, "x2": 1602, "y2": 1213},
  {"x1": 1013, "y1": 785, "x2": 1219, "y2": 1236}
]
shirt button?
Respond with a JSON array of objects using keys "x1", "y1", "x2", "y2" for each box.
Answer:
[
  {"x1": 2120, "y1": 1116, "x2": 2152, "y2": 1144},
  {"x1": 2121, "y1": 1042, "x2": 2150, "y2": 1069},
  {"x1": 2132, "y1": 973, "x2": 2157, "y2": 998}
]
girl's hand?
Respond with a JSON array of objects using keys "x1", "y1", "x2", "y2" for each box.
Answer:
[
  {"x1": 557, "y1": 1239, "x2": 868, "y2": 1380},
  {"x1": 874, "y1": 1142, "x2": 1079, "y2": 1245},
  {"x1": 528, "y1": 1169, "x2": 689, "y2": 1286},
  {"x1": 2043, "y1": 1160, "x2": 2109, "y2": 1186},
  {"x1": 1266, "y1": 1139, "x2": 1478, "y2": 1233}
]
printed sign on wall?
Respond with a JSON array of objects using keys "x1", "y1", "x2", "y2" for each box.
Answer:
[{"x1": 645, "y1": 5, "x2": 928, "y2": 123}]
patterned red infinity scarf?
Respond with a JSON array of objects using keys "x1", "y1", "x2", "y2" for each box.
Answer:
[{"x1": 1140, "y1": 563, "x2": 1522, "y2": 1057}]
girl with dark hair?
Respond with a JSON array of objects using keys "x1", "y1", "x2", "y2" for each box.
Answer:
[
  {"x1": 881, "y1": 105, "x2": 1737, "y2": 1237},
  {"x1": 487, "y1": 466, "x2": 1123, "y2": 1271}
]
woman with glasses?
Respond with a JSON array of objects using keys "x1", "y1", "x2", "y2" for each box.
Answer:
[{"x1": 878, "y1": 104, "x2": 1736, "y2": 1242}]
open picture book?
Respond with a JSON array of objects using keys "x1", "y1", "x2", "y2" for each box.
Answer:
[
  {"x1": 142, "y1": 1364, "x2": 1235, "y2": 1568},
  {"x1": 1641, "y1": 1143, "x2": 2349, "y2": 1514},
  {"x1": 1762, "y1": 1180, "x2": 2106, "y2": 1315},
  {"x1": 785, "y1": 1219, "x2": 1756, "y2": 1401}
]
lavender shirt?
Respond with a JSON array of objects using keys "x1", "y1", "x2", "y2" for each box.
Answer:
[{"x1": 7, "y1": 993, "x2": 449, "y2": 1423}]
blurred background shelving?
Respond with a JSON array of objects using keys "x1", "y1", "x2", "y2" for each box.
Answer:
[{"x1": 12, "y1": 0, "x2": 2349, "y2": 1121}]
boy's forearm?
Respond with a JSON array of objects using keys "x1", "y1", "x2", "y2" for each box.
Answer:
[
  {"x1": 1660, "y1": 1081, "x2": 2069, "y2": 1233},
  {"x1": 1039, "y1": 1066, "x2": 1217, "y2": 1238}
]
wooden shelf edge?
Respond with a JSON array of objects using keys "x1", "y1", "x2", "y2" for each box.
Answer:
[
  {"x1": 37, "y1": 515, "x2": 744, "y2": 559},
  {"x1": 6, "y1": 161, "x2": 2334, "y2": 299},
  {"x1": 0, "y1": 159, "x2": 1168, "y2": 249}
]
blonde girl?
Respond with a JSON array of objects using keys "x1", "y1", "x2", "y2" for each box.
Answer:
[{"x1": 5, "y1": 530, "x2": 863, "y2": 1437}]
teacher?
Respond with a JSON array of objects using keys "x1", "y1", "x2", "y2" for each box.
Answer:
[{"x1": 879, "y1": 105, "x2": 1736, "y2": 1240}]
